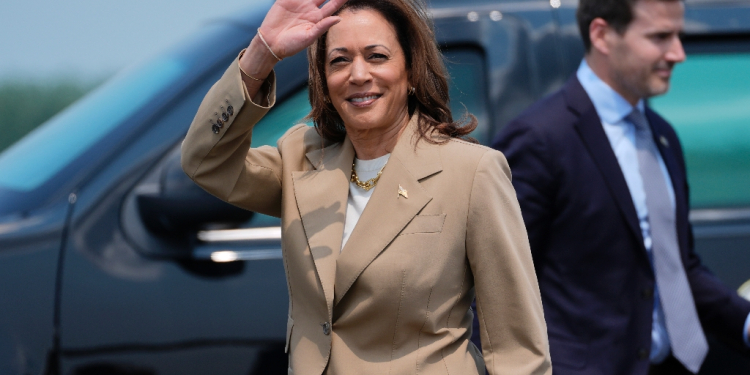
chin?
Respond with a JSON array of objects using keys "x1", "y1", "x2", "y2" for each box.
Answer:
[{"x1": 648, "y1": 84, "x2": 670, "y2": 98}]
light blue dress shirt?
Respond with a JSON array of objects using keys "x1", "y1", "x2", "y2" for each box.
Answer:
[{"x1": 576, "y1": 60, "x2": 750, "y2": 361}]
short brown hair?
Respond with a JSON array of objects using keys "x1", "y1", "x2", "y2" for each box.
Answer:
[
  {"x1": 307, "y1": 0, "x2": 477, "y2": 144},
  {"x1": 577, "y1": 0, "x2": 681, "y2": 52}
]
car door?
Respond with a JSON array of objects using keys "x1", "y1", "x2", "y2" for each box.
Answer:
[{"x1": 56, "y1": 22, "x2": 309, "y2": 375}]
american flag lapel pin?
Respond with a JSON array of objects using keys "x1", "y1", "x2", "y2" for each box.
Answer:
[{"x1": 398, "y1": 185, "x2": 408, "y2": 199}]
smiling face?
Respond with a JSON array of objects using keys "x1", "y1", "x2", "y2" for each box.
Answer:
[
  {"x1": 605, "y1": 0, "x2": 686, "y2": 103},
  {"x1": 325, "y1": 8, "x2": 410, "y2": 137}
]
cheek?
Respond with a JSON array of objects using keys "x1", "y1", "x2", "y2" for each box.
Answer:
[{"x1": 325, "y1": 72, "x2": 346, "y2": 97}]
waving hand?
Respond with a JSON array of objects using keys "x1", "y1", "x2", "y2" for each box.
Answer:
[{"x1": 259, "y1": 0, "x2": 348, "y2": 59}]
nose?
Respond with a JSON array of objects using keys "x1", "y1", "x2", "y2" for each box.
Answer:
[
  {"x1": 349, "y1": 56, "x2": 372, "y2": 85},
  {"x1": 666, "y1": 35, "x2": 686, "y2": 64}
]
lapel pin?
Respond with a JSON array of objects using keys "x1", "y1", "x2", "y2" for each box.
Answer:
[
  {"x1": 659, "y1": 135, "x2": 669, "y2": 148},
  {"x1": 398, "y1": 185, "x2": 408, "y2": 199}
]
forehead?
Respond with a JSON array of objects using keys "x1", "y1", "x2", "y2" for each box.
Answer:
[
  {"x1": 326, "y1": 8, "x2": 400, "y2": 50},
  {"x1": 629, "y1": 0, "x2": 685, "y2": 31}
]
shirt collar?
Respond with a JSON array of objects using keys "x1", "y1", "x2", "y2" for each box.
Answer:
[{"x1": 576, "y1": 59, "x2": 645, "y2": 124}]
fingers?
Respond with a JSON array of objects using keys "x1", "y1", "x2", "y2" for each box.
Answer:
[
  {"x1": 319, "y1": 0, "x2": 348, "y2": 17},
  {"x1": 311, "y1": 16, "x2": 342, "y2": 39}
]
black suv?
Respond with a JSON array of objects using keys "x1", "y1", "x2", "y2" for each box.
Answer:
[{"x1": 0, "y1": 0, "x2": 748, "y2": 374}]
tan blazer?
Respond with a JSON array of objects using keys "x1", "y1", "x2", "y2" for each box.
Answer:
[{"x1": 181, "y1": 57, "x2": 551, "y2": 375}]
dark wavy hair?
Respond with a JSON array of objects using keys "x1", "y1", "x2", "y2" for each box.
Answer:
[{"x1": 307, "y1": 0, "x2": 477, "y2": 144}]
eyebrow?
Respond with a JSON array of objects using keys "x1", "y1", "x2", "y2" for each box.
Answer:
[{"x1": 327, "y1": 44, "x2": 392, "y2": 59}]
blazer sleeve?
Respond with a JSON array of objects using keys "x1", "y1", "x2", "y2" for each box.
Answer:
[
  {"x1": 181, "y1": 55, "x2": 290, "y2": 218},
  {"x1": 466, "y1": 150, "x2": 552, "y2": 375}
]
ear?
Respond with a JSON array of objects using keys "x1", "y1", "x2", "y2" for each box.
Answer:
[{"x1": 589, "y1": 18, "x2": 612, "y2": 56}]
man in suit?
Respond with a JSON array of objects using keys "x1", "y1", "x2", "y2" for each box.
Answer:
[{"x1": 490, "y1": 0, "x2": 750, "y2": 373}]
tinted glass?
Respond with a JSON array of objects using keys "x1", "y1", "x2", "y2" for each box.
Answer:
[
  {"x1": 650, "y1": 53, "x2": 750, "y2": 208},
  {"x1": 0, "y1": 58, "x2": 188, "y2": 192},
  {"x1": 445, "y1": 49, "x2": 489, "y2": 144},
  {"x1": 251, "y1": 90, "x2": 312, "y2": 147}
]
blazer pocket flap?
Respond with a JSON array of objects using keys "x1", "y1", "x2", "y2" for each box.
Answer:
[{"x1": 400, "y1": 214, "x2": 446, "y2": 235}]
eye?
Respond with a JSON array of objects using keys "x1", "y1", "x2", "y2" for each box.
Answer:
[
  {"x1": 369, "y1": 53, "x2": 388, "y2": 60},
  {"x1": 652, "y1": 32, "x2": 672, "y2": 42},
  {"x1": 330, "y1": 56, "x2": 348, "y2": 65}
]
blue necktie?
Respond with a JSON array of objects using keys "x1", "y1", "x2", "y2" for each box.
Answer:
[{"x1": 629, "y1": 109, "x2": 708, "y2": 373}]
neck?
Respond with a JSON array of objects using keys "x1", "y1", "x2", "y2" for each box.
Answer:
[
  {"x1": 347, "y1": 113, "x2": 410, "y2": 160},
  {"x1": 585, "y1": 54, "x2": 640, "y2": 106}
]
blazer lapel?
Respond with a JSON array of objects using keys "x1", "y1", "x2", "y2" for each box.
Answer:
[
  {"x1": 565, "y1": 77, "x2": 645, "y2": 247},
  {"x1": 334, "y1": 117, "x2": 441, "y2": 306},
  {"x1": 292, "y1": 138, "x2": 354, "y2": 313}
]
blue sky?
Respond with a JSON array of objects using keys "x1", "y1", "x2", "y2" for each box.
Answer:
[{"x1": 0, "y1": 0, "x2": 273, "y2": 82}]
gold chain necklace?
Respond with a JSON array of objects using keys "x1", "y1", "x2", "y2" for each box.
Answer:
[{"x1": 350, "y1": 161, "x2": 386, "y2": 191}]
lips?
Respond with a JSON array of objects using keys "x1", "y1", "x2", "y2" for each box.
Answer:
[{"x1": 346, "y1": 93, "x2": 382, "y2": 106}]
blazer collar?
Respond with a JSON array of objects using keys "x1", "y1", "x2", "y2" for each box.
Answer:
[
  {"x1": 335, "y1": 113, "x2": 442, "y2": 306},
  {"x1": 292, "y1": 135, "x2": 354, "y2": 317},
  {"x1": 564, "y1": 77, "x2": 645, "y2": 248}
]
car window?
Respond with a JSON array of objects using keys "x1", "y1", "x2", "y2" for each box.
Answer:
[
  {"x1": 251, "y1": 89, "x2": 313, "y2": 148},
  {"x1": 0, "y1": 57, "x2": 188, "y2": 192},
  {"x1": 444, "y1": 49, "x2": 489, "y2": 144},
  {"x1": 650, "y1": 52, "x2": 750, "y2": 208}
]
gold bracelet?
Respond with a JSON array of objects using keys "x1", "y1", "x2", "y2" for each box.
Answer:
[
  {"x1": 238, "y1": 50, "x2": 263, "y2": 82},
  {"x1": 257, "y1": 28, "x2": 282, "y2": 62}
]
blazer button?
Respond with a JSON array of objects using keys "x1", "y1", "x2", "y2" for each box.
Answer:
[
  {"x1": 641, "y1": 287, "x2": 654, "y2": 299},
  {"x1": 637, "y1": 348, "x2": 649, "y2": 360},
  {"x1": 221, "y1": 112, "x2": 229, "y2": 122},
  {"x1": 211, "y1": 124, "x2": 220, "y2": 134},
  {"x1": 227, "y1": 105, "x2": 234, "y2": 116},
  {"x1": 321, "y1": 322, "x2": 331, "y2": 336},
  {"x1": 217, "y1": 118, "x2": 224, "y2": 127}
]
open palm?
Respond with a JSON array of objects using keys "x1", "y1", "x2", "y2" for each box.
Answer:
[{"x1": 259, "y1": 0, "x2": 348, "y2": 59}]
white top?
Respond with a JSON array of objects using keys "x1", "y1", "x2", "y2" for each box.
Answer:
[{"x1": 341, "y1": 153, "x2": 390, "y2": 250}]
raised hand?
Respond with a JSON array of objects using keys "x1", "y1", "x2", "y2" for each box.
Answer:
[
  {"x1": 240, "y1": 0, "x2": 347, "y2": 103},
  {"x1": 259, "y1": 0, "x2": 349, "y2": 59}
]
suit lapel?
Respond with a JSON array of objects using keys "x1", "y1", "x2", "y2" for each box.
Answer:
[
  {"x1": 334, "y1": 117, "x2": 441, "y2": 306},
  {"x1": 565, "y1": 78, "x2": 644, "y2": 247},
  {"x1": 292, "y1": 138, "x2": 354, "y2": 313}
]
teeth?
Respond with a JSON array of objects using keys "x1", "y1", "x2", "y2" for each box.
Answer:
[{"x1": 350, "y1": 95, "x2": 378, "y2": 103}]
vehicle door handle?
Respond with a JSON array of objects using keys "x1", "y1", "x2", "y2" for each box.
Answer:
[{"x1": 192, "y1": 226, "x2": 282, "y2": 262}]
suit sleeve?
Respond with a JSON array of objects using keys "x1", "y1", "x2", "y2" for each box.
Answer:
[
  {"x1": 466, "y1": 150, "x2": 552, "y2": 375},
  {"x1": 181, "y1": 55, "x2": 294, "y2": 218},
  {"x1": 491, "y1": 120, "x2": 556, "y2": 261},
  {"x1": 667, "y1": 129, "x2": 750, "y2": 353}
]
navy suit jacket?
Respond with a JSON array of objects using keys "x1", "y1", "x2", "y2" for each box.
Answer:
[{"x1": 482, "y1": 76, "x2": 750, "y2": 374}]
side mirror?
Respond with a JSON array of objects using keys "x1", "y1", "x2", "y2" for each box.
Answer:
[
  {"x1": 739, "y1": 279, "x2": 750, "y2": 301},
  {"x1": 136, "y1": 153, "x2": 252, "y2": 236}
]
